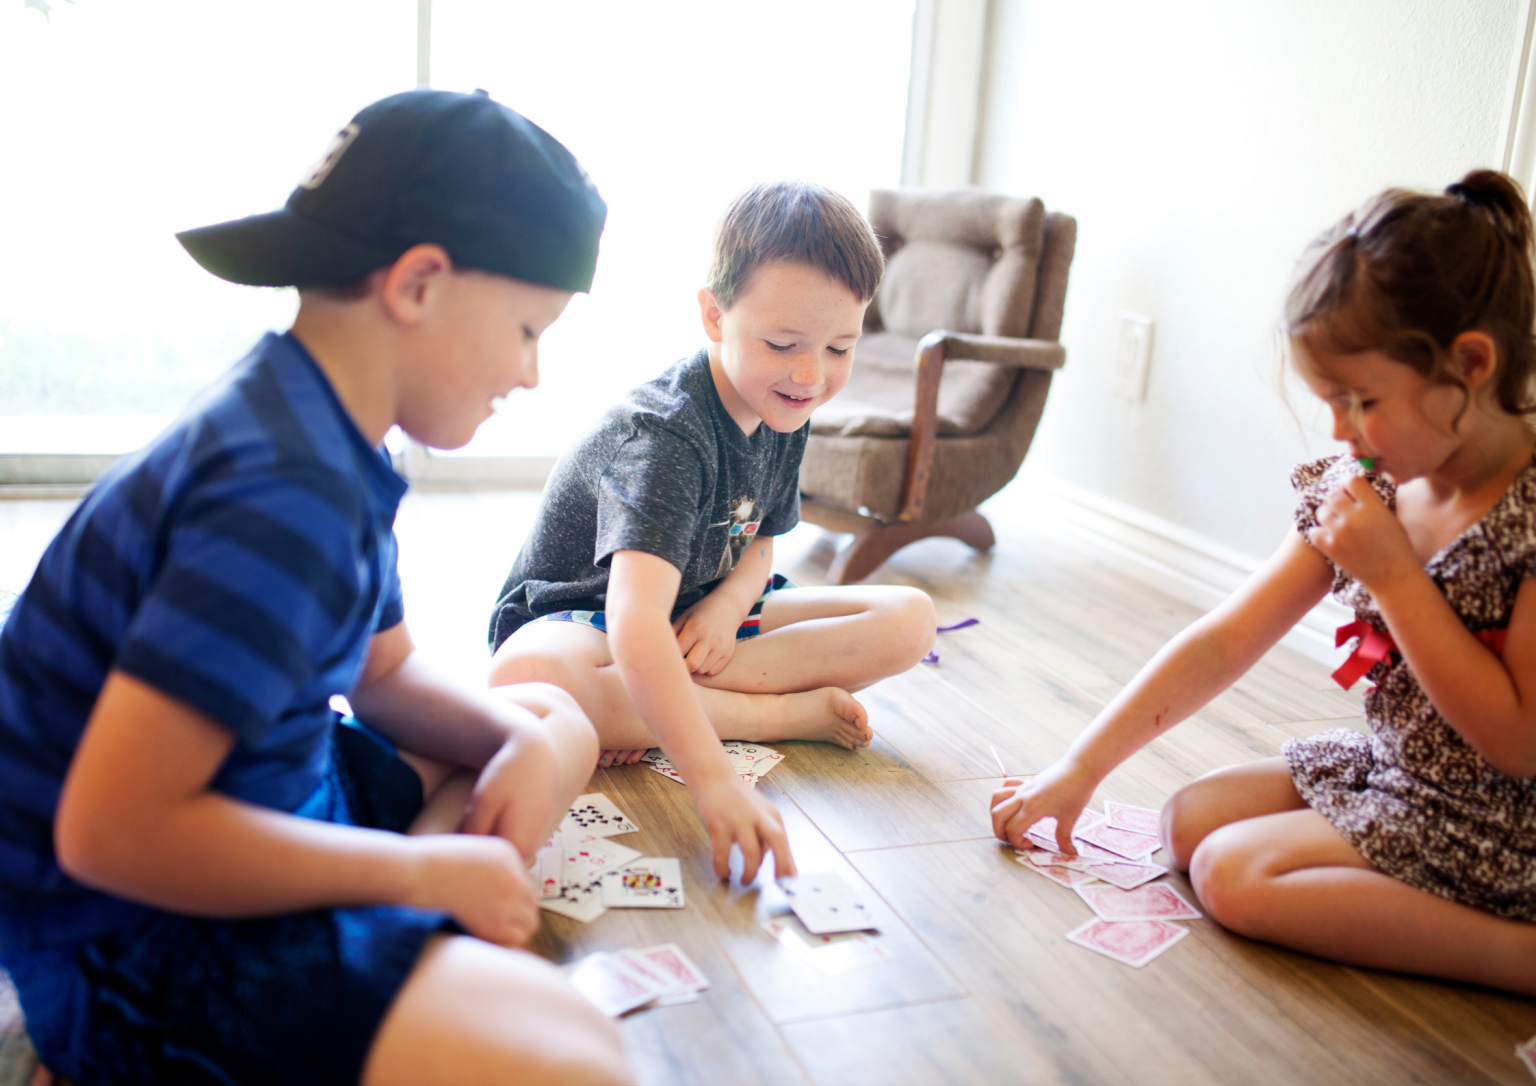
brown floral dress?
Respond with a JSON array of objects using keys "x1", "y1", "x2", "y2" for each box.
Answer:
[{"x1": 1287, "y1": 454, "x2": 1536, "y2": 921}]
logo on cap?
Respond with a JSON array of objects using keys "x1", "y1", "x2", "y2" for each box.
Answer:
[{"x1": 298, "y1": 123, "x2": 361, "y2": 191}]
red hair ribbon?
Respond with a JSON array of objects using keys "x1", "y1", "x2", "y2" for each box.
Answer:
[{"x1": 1331, "y1": 618, "x2": 1507, "y2": 690}]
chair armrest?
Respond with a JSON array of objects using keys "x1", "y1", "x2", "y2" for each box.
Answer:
[
  {"x1": 896, "y1": 330, "x2": 1064, "y2": 522},
  {"x1": 940, "y1": 332, "x2": 1066, "y2": 371}
]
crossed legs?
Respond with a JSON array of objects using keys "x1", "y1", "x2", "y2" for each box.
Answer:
[
  {"x1": 488, "y1": 585, "x2": 936, "y2": 763},
  {"x1": 1163, "y1": 758, "x2": 1536, "y2": 995}
]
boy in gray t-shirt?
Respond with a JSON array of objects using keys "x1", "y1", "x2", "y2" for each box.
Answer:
[{"x1": 489, "y1": 183, "x2": 936, "y2": 881}]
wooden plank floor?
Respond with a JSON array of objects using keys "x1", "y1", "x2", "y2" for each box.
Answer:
[{"x1": 3, "y1": 488, "x2": 1534, "y2": 1084}]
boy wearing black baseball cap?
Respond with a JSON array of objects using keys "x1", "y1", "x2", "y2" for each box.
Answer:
[{"x1": 0, "y1": 90, "x2": 629, "y2": 1084}]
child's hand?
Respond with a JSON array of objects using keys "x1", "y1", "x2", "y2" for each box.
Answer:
[
  {"x1": 673, "y1": 593, "x2": 747, "y2": 676},
  {"x1": 1308, "y1": 477, "x2": 1419, "y2": 591},
  {"x1": 411, "y1": 834, "x2": 540, "y2": 947},
  {"x1": 460, "y1": 727, "x2": 565, "y2": 862},
  {"x1": 693, "y1": 775, "x2": 795, "y2": 882},
  {"x1": 989, "y1": 758, "x2": 1097, "y2": 852}
]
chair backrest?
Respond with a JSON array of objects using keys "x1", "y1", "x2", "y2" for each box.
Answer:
[{"x1": 866, "y1": 188, "x2": 1048, "y2": 341}]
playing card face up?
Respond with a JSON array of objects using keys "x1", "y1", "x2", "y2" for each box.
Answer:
[
  {"x1": 540, "y1": 877, "x2": 607, "y2": 923},
  {"x1": 567, "y1": 952, "x2": 664, "y2": 1016},
  {"x1": 1075, "y1": 882, "x2": 1202, "y2": 922},
  {"x1": 1066, "y1": 917, "x2": 1188, "y2": 967},
  {"x1": 1104, "y1": 800, "x2": 1162, "y2": 837},
  {"x1": 783, "y1": 872, "x2": 879, "y2": 934},
  {"x1": 534, "y1": 837, "x2": 564, "y2": 900},
  {"x1": 760, "y1": 913, "x2": 894, "y2": 977},
  {"x1": 561, "y1": 836, "x2": 642, "y2": 886},
  {"x1": 648, "y1": 742, "x2": 783, "y2": 787},
  {"x1": 559, "y1": 794, "x2": 638, "y2": 838},
  {"x1": 602, "y1": 858, "x2": 685, "y2": 908}
]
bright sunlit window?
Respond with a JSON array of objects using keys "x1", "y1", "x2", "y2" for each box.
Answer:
[{"x1": 0, "y1": 1, "x2": 913, "y2": 463}]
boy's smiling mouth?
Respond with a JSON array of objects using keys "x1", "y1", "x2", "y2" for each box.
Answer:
[{"x1": 774, "y1": 391, "x2": 814, "y2": 405}]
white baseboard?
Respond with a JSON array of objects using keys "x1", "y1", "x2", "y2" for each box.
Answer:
[{"x1": 995, "y1": 472, "x2": 1351, "y2": 668}]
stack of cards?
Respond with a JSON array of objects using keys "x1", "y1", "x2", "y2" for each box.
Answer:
[
  {"x1": 759, "y1": 871, "x2": 891, "y2": 977},
  {"x1": 566, "y1": 943, "x2": 709, "y2": 1016},
  {"x1": 539, "y1": 793, "x2": 666, "y2": 924},
  {"x1": 641, "y1": 742, "x2": 784, "y2": 787},
  {"x1": 1014, "y1": 801, "x2": 1198, "y2": 968}
]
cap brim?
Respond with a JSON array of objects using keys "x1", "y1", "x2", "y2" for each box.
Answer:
[{"x1": 176, "y1": 208, "x2": 405, "y2": 288}]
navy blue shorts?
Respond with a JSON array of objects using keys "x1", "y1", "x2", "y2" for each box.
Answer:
[{"x1": 5, "y1": 720, "x2": 448, "y2": 1086}]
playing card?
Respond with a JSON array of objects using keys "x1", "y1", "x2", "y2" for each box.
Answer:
[
  {"x1": 1080, "y1": 860, "x2": 1167, "y2": 891},
  {"x1": 602, "y1": 858, "x2": 685, "y2": 908},
  {"x1": 621, "y1": 943, "x2": 709, "y2": 995},
  {"x1": 1066, "y1": 917, "x2": 1187, "y2": 967},
  {"x1": 783, "y1": 872, "x2": 879, "y2": 934},
  {"x1": 560, "y1": 793, "x2": 639, "y2": 838},
  {"x1": 648, "y1": 760, "x2": 687, "y2": 785},
  {"x1": 540, "y1": 878, "x2": 607, "y2": 923},
  {"x1": 723, "y1": 741, "x2": 783, "y2": 777},
  {"x1": 560, "y1": 836, "x2": 642, "y2": 885},
  {"x1": 1075, "y1": 882, "x2": 1202, "y2": 922},
  {"x1": 533, "y1": 836, "x2": 564, "y2": 900},
  {"x1": 566, "y1": 952, "x2": 664, "y2": 1016},
  {"x1": 760, "y1": 913, "x2": 894, "y2": 977},
  {"x1": 1515, "y1": 1032, "x2": 1536, "y2": 1080},
  {"x1": 1104, "y1": 800, "x2": 1162, "y2": 837},
  {"x1": 1074, "y1": 819, "x2": 1161, "y2": 862},
  {"x1": 1017, "y1": 848, "x2": 1093, "y2": 872},
  {"x1": 1014, "y1": 853, "x2": 1097, "y2": 887},
  {"x1": 639, "y1": 749, "x2": 665, "y2": 763}
]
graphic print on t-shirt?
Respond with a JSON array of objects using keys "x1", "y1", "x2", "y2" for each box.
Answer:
[{"x1": 713, "y1": 495, "x2": 763, "y2": 579}]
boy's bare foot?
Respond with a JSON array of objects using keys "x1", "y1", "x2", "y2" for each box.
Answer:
[
  {"x1": 769, "y1": 688, "x2": 872, "y2": 750},
  {"x1": 597, "y1": 749, "x2": 649, "y2": 768}
]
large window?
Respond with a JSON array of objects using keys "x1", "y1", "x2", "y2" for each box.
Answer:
[{"x1": 2, "y1": 1, "x2": 913, "y2": 478}]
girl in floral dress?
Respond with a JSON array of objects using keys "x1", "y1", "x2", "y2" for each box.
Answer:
[{"x1": 992, "y1": 169, "x2": 1536, "y2": 994}]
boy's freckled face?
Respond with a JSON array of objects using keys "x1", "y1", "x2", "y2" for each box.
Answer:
[
  {"x1": 1296, "y1": 347, "x2": 1466, "y2": 483},
  {"x1": 400, "y1": 272, "x2": 572, "y2": 449},
  {"x1": 702, "y1": 262, "x2": 868, "y2": 435}
]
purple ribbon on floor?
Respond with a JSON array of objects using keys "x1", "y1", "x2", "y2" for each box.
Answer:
[{"x1": 923, "y1": 617, "x2": 981, "y2": 665}]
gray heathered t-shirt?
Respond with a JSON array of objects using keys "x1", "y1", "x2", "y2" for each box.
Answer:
[{"x1": 488, "y1": 349, "x2": 806, "y2": 651}]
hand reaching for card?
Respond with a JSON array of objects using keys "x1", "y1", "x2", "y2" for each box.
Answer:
[
  {"x1": 408, "y1": 834, "x2": 540, "y2": 947},
  {"x1": 990, "y1": 758, "x2": 1097, "y2": 853},
  {"x1": 693, "y1": 776, "x2": 795, "y2": 882}
]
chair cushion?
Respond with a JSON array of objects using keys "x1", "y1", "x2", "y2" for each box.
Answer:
[
  {"x1": 870, "y1": 190, "x2": 1046, "y2": 339},
  {"x1": 810, "y1": 332, "x2": 1019, "y2": 438}
]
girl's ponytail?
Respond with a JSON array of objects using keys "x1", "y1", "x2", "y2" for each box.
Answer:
[{"x1": 1285, "y1": 170, "x2": 1536, "y2": 418}]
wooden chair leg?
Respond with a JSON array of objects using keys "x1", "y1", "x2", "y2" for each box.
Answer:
[{"x1": 826, "y1": 511, "x2": 996, "y2": 585}]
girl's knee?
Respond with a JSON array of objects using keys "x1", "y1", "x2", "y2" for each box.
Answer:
[
  {"x1": 1161, "y1": 780, "x2": 1215, "y2": 869},
  {"x1": 1188, "y1": 829, "x2": 1267, "y2": 937}
]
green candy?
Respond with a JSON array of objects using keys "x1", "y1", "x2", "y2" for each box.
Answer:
[{"x1": 1357, "y1": 457, "x2": 1376, "y2": 471}]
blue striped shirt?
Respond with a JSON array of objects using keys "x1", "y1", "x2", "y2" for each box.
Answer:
[{"x1": 0, "y1": 332, "x2": 407, "y2": 949}]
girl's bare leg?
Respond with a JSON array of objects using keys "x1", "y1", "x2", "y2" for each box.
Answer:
[
  {"x1": 488, "y1": 587, "x2": 934, "y2": 763},
  {"x1": 363, "y1": 934, "x2": 631, "y2": 1086},
  {"x1": 1166, "y1": 758, "x2": 1536, "y2": 995}
]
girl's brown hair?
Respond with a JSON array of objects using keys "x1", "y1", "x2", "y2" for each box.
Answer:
[{"x1": 1284, "y1": 169, "x2": 1536, "y2": 416}]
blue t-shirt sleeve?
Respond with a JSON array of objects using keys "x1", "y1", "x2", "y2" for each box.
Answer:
[
  {"x1": 594, "y1": 426, "x2": 708, "y2": 573},
  {"x1": 114, "y1": 466, "x2": 382, "y2": 742}
]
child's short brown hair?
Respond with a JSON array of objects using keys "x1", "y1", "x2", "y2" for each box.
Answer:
[
  {"x1": 1284, "y1": 169, "x2": 1536, "y2": 415},
  {"x1": 707, "y1": 181, "x2": 884, "y2": 310}
]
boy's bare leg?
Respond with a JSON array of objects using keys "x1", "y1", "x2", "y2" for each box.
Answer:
[
  {"x1": 363, "y1": 934, "x2": 631, "y2": 1086},
  {"x1": 488, "y1": 586, "x2": 933, "y2": 761},
  {"x1": 1164, "y1": 758, "x2": 1536, "y2": 995}
]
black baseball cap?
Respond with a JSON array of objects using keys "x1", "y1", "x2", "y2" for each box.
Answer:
[{"x1": 177, "y1": 89, "x2": 607, "y2": 292}]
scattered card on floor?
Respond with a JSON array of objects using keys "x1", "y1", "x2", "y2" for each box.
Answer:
[
  {"x1": 1080, "y1": 859, "x2": 1167, "y2": 891},
  {"x1": 1104, "y1": 800, "x2": 1162, "y2": 837},
  {"x1": 560, "y1": 836, "x2": 642, "y2": 885},
  {"x1": 1014, "y1": 852, "x2": 1097, "y2": 887},
  {"x1": 540, "y1": 878, "x2": 607, "y2": 923},
  {"x1": 783, "y1": 872, "x2": 879, "y2": 934},
  {"x1": 760, "y1": 913, "x2": 894, "y2": 976},
  {"x1": 1075, "y1": 882, "x2": 1202, "y2": 922},
  {"x1": 1515, "y1": 1032, "x2": 1536, "y2": 1080},
  {"x1": 534, "y1": 836, "x2": 564, "y2": 900},
  {"x1": 602, "y1": 858, "x2": 685, "y2": 908},
  {"x1": 1066, "y1": 917, "x2": 1188, "y2": 967},
  {"x1": 618, "y1": 943, "x2": 709, "y2": 997},
  {"x1": 566, "y1": 952, "x2": 663, "y2": 1016},
  {"x1": 1074, "y1": 819, "x2": 1161, "y2": 862},
  {"x1": 560, "y1": 793, "x2": 639, "y2": 838}
]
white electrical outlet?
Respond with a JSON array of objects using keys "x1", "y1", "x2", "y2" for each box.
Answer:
[{"x1": 1115, "y1": 312, "x2": 1153, "y2": 401}]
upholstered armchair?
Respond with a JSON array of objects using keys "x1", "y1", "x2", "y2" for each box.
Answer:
[{"x1": 798, "y1": 188, "x2": 1077, "y2": 583}]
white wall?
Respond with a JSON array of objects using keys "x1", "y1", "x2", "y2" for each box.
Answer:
[{"x1": 977, "y1": 0, "x2": 1524, "y2": 559}]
